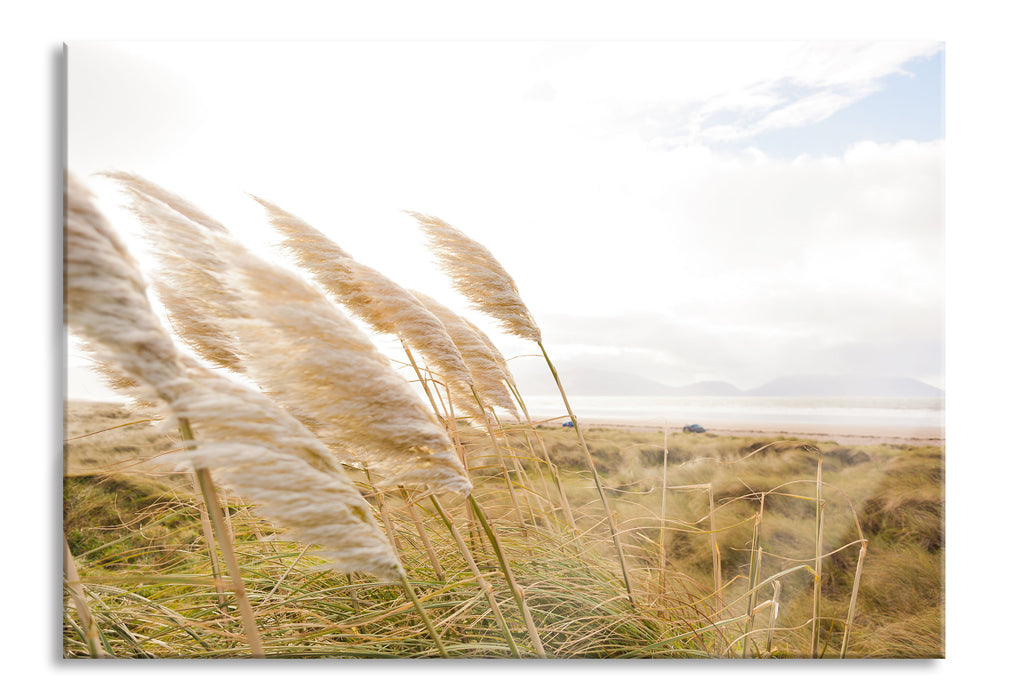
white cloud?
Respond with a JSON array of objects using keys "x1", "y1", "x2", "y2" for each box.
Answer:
[{"x1": 66, "y1": 40, "x2": 944, "y2": 398}]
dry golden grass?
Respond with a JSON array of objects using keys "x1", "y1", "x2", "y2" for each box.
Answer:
[
  {"x1": 64, "y1": 174, "x2": 942, "y2": 659},
  {"x1": 65, "y1": 401, "x2": 943, "y2": 658}
]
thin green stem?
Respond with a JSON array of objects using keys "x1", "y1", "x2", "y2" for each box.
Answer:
[
  {"x1": 400, "y1": 488, "x2": 445, "y2": 581},
  {"x1": 537, "y1": 341, "x2": 635, "y2": 610},
  {"x1": 398, "y1": 573, "x2": 449, "y2": 657},
  {"x1": 508, "y1": 380, "x2": 577, "y2": 531},
  {"x1": 468, "y1": 494, "x2": 547, "y2": 658},
  {"x1": 429, "y1": 494, "x2": 522, "y2": 657}
]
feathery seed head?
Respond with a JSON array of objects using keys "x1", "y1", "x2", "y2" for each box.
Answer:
[
  {"x1": 253, "y1": 198, "x2": 482, "y2": 418},
  {"x1": 101, "y1": 170, "x2": 229, "y2": 233},
  {"x1": 67, "y1": 173, "x2": 406, "y2": 579},
  {"x1": 217, "y1": 236, "x2": 473, "y2": 496},
  {"x1": 103, "y1": 173, "x2": 247, "y2": 373},
  {"x1": 95, "y1": 174, "x2": 471, "y2": 497},
  {"x1": 173, "y1": 360, "x2": 404, "y2": 580},
  {"x1": 65, "y1": 173, "x2": 189, "y2": 404},
  {"x1": 408, "y1": 211, "x2": 542, "y2": 343},
  {"x1": 410, "y1": 290, "x2": 519, "y2": 418}
]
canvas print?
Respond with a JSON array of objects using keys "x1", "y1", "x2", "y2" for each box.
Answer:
[{"x1": 64, "y1": 41, "x2": 944, "y2": 658}]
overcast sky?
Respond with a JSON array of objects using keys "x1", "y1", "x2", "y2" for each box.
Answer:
[{"x1": 67, "y1": 40, "x2": 944, "y2": 398}]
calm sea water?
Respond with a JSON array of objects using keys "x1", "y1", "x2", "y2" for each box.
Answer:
[{"x1": 520, "y1": 395, "x2": 945, "y2": 428}]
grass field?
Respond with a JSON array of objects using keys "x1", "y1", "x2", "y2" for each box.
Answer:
[
  {"x1": 62, "y1": 172, "x2": 944, "y2": 659},
  {"x1": 64, "y1": 399, "x2": 943, "y2": 658}
]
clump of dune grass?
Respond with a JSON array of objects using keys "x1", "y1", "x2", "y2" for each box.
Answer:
[
  {"x1": 65, "y1": 173, "x2": 455, "y2": 657},
  {"x1": 64, "y1": 174, "x2": 936, "y2": 660},
  {"x1": 63, "y1": 453, "x2": 710, "y2": 658},
  {"x1": 410, "y1": 212, "x2": 635, "y2": 607}
]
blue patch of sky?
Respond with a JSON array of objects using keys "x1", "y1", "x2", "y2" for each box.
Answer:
[{"x1": 736, "y1": 49, "x2": 944, "y2": 160}]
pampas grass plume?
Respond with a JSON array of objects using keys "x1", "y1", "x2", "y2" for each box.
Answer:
[
  {"x1": 106, "y1": 178, "x2": 471, "y2": 496},
  {"x1": 103, "y1": 172, "x2": 247, "y2": 373},
  {"x1": 66, "y1": 173, "x2": 402, "y2": 579},
  {"x1": 222, "y1": 245, "x2": 472, "y2": 496},
  {"x1": 410, "y1": 290, "x2": 518, "y2": 418},
  {"x1": 408, "y1": 211, "x2": 542, "y2": 343},
  {"x1": 253, "y1": 197, "x2": 481, "y2": 414}
]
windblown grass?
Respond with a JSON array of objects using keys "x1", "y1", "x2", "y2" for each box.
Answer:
[
  {"x1": 64, "y1": 174, "x2": 942, "y2": 659},
  {"x1": 65, "y1": 402, "x2": 942, "y2": 658}
]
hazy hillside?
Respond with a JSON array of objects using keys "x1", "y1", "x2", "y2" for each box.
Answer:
[
  {"x1": 510, "y1": 365, "x2": 943, "y2": 398},
  {"x1": 745, "y1": 374, "x2": 945, "y2": 398}
]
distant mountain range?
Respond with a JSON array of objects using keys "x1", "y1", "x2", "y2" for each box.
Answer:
[{"x1": 512, "y1": 368, "x2": 944, "y2": 398}]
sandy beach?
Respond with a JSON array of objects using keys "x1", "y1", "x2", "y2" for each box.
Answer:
[{"x1": 563, "y1": 418, "x2": 944, "y2": 446}]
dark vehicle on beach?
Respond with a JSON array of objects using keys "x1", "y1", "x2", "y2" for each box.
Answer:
[
  {"x1": 682, "y1": 424, "x2": 706, "y2": 433},
  {"x1": 562, "y1": 421, "x2": 574, "y2": 427}
]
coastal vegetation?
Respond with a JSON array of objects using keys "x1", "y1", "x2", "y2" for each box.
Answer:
[
  {"x1": 64, "y1": 403, "x2": 943, "y2": 657},
  {"x1": 63, "y1": 173, "x2": 943, "y2": 658}
]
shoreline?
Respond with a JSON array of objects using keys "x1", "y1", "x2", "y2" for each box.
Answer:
[
  {"x1": 66, "y1": 398, "x2": 944, "y2": 448},
  {"x1": 541, "y1": 417, "x2": 944, "y2": 446}
]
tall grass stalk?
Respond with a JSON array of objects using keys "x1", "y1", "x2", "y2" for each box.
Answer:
[
  {"x1": 537, "y1": 340, "x2": 636, "y2": 610},
  {"x1": 840, "y1": 540, "x2": 868, "y2": 658},
  {"x1": 63, "y1": 537, "x2": 109, "y2": 658},
  {"x1": 428, "y1": 495, "x2": 522, "y2": 656},
  {"x1": 366, "y1": 470, "x2": 401, "y2": 557},
  {"x1": 400, "y1": 346, "x2": 544, "y2": 655},
  {"x1": 506, "y1": 380, "x2": 578, "y2": 531},
  {"x1": 189, "y1": 472, "x2": 227, "y2": 607},
  {"x1": 659, "y1": 425, "x2": 669, "y2": 599},
  {"x1": 709, "y1": 487, "x2": 723, "y2": 615},
  {"x1": 180, "y1": 418, "x2": 265, "y2": 658},
  {"x1": 400, "y1": 488, "x2": 445, "y2": 581},
  {"x1": 468, "y1": 494, "x2": 547, "y2": 658},
  {"x1": 742, "y1": 498, "x2": 765, "y2": 659},
  {"x1": 397, "y1": 573, "x2": 449, "y2": 657},
  {"x1": 470, "y1": 388, "x2": 529, "y2": 533},
  {"x1": 810, "y1": 448, "x2": 824, "y2": 658},
  {"x1": 487, "y1": 406, "x2": 544, "y2": 531},
  {"x1": 401, "y1": 341, "x2": 445, "y2": 426},
  {"x1": 400, "y1": 340, "x2": 528, "y2": 533}
]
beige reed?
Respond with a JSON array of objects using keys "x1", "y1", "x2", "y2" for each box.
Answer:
[
  {"x1": 103, "y1": 171, "x2": 246, "y2": 374},
  {"x1": 408, "y1": 211, "x2": 542, "y2": 343},
  {"x1": 66, "y1": 172, "x2": 403, "y2": 580},
  {"x1": 109, "y1": 175, "x2": 472, "y2": 497},
  {"x1": 66, "y1": 172, "x2": 268, "y2": 655},
  {"x1": 251, "y1": 197, "x2": 483, "y2": 422},
  {"x1": 410, "y1": 212, "x2": 636, "y2": 606},
  {"x1": 171, "y1": 360, "x2": 404, "y2": 580},
  {"x1": 409, "y1": 290, "x2": 518, "y2": 418},
  {"x1": 223, "y1": 246, "x2": 472, "y2": 496}
]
